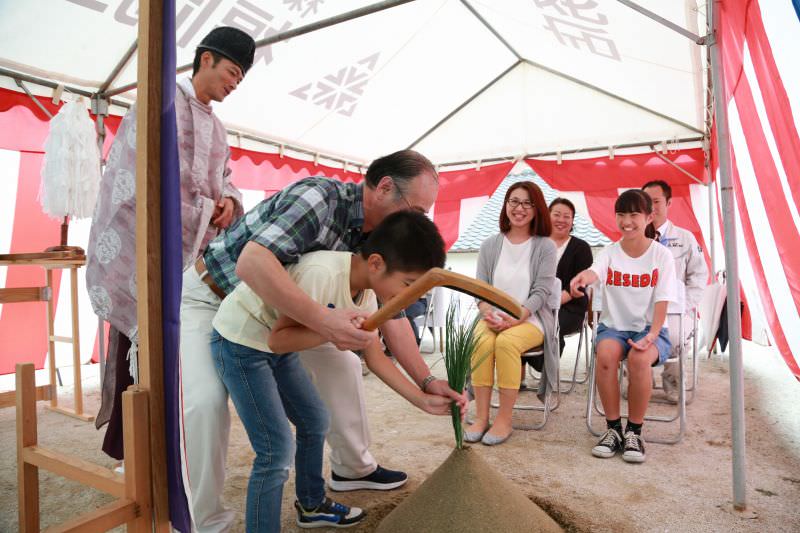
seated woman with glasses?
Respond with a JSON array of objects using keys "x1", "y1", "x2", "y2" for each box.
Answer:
[{"x1": 464, "y1": 181, "x2": 557, "y2": 445}]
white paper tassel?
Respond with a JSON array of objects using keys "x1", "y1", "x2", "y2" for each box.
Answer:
[
  {"x1": 39, "y1": 98, "x2": 102, "y2": 219},
  {"x1": 128, "y1": 327, "x2": 139, "y2": 384}
]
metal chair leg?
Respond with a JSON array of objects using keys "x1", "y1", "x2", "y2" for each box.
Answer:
[{"x1": 586, "y1": 312, "x2": 686, "y2": 444}]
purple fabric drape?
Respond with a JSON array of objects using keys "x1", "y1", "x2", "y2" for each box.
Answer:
[{"x1": 160, "y1": 1, "x2": 191, "y2": 530}]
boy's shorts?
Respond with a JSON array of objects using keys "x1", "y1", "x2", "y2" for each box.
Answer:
[{"x1": 596, "y1": 324, "x2": 672, "y2": 366}]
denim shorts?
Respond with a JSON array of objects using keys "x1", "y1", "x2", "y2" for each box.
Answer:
[{"x1": 596, "y1": 324, "x2": 672, "y2": 366}]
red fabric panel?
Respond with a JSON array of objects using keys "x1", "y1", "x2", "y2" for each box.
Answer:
[
  {"x1": 0, "y1": 87, "x2": 122, "y2": 153},
  {"x1": 435, "y1": 162, "x2": 514, "y2": 201},
  {"x1": 729, "y1": 149, "x2": 797, "y2": 376},
  {"x1": 732, "y1": 76, "x2": 800, "y2": 318},
  {"x1": 0, "y1": 153, "x2": 63, "y2": 374},
  {"x1": 434, "y1": 162, "x2": 514, "y2": 248},
  {"x1": 0, "y1": 86, "x2": 60, "y2": 119},
  {"x1": 743, "y1": 1, "x2": 800, "y2": 212},
  {"x1": 432, "y1": 200, "x2": 461, "y2": 251},
  {"x1": 584, "y1": 190, "x2": 621, "y2": 241},
  {"x1": 526, "y1": 149, "x2": 707, "y2": 191},
  {"x1": 527, "y1": 151, "x2": 710, "y2": 255},
  {"x1": 715, "y1": 0, "x2": 799, "y2": 378},
  {"x1": 229, "y1": 147, "x2": 363, "y2": 196}
]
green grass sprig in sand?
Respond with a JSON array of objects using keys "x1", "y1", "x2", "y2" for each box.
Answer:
[{"x1": 443, "y1": 304, "x2": 488, "y2": 449}]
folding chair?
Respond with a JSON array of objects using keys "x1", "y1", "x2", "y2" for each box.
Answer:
[
  {"x1": 521, "y1": 288, "x2": 592, "y2": 395},
  {"x1": 651, "y1": 309, "x2": 699, "y2": 406},
  {"x1": 585, "y1": 291, "x2": 687, "y2": 444},
  {"x1": 556, "y1": 291, "x2": 593, "y2": 394},
  {"x1": 417, "y1": 287, "x2": 445, "y2": 354},
  {"x1": 491, "y1": 277, "x2": 562, "y2": 430}
]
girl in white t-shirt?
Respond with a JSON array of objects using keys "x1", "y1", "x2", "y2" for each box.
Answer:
[{"x1": 570, "y1": 189, "x2": 676, "y2": 464}]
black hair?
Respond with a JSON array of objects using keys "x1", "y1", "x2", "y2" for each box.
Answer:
[
  {"x1": 549, "y1": 197, "x2": 576, "y2": 216},
  {"x1": 549, "y1": 197, "x2": 576, "y2": 233},
  {"x1": 641, "y1": 179, "x2": 672, "y2": 201},
  {"x1": 615, "y1": 189, "x2": 656, "y2": 239},
  {"x1": 499, "y1": 181, "x2": 551, "y2": 236},
  {"x1": 364, "y1": 150, "x2": 438, "y2": 199},
  {"x1": 360, "y1": 210, "x2": 446, "y2": 273},
  {"x1": 192, "y1": 49, "x2": 224, "y2": 77}
]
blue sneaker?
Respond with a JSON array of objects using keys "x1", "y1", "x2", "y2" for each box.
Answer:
[
  {"x1": 329, "y1": 465, "x2": 408, "y2": 491},
  {"x1": 294, "y1": 497, "x2": 365, "y2": 528}
]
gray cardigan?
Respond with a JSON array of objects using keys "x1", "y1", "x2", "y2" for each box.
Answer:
[{"x1": 476, "y1": 233, "x2": 558, "y2": 400}]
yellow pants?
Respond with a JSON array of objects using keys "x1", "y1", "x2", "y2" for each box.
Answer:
[{"x1": 471, "y1": 320, "x2": 544, "y2": 389}]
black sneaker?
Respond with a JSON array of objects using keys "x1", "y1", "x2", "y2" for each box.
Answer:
[
  {"x1": 622, "y1": 430, "x2": 646, "y2": 463},
  {"x1": 294, "y1": 497, "x2": 365, "y2": 528},
  {"x1": 591, "y1": 428, "x2": 623, "y2": 458},
  {"x1": 329, "y1": 465, "x2": 408, "y2": 491}
]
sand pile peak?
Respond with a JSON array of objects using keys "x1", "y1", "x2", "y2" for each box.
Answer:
[{"x1": 376, "y1": 447, "x2": 563, "y2": 533}]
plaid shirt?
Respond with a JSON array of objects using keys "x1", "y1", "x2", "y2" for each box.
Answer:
[{"x1": 204, "y1": 177, "x2": 366, "y2": 294}]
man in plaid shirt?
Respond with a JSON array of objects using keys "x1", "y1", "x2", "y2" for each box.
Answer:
[{"x1": 180, "y1": 150, "x2": 464, "y2": 531}]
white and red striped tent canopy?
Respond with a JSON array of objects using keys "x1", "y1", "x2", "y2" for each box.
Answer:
[{"x1": 0, "y1": 0, "x2": 798, "y2": 381}]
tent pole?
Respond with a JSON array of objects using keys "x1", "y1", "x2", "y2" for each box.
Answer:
[
  {"x1": 13, "y1": 79, "x2": 53, "y2": 119},
  {"x1": 705, "y1": 2, "x2": 716, "y2": 276},
  {"x1": 709, "y1": 0, "x2": 747, "y2": 511},
  {"x1": 649, "y1": 146, "x2": 704, "y2": 184},
  {"x1": 709, "y1": 178, "x2": 716, "y2": 274},
  {"x1": 616, "y1": 0, "x2": 705, "y2": 43}
]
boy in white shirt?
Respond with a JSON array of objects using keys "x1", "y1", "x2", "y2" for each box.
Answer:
[
  {"x1": 571, "y1": 190, "x2": 676, "y2": 463},
  {"x1": 211, "y1": 210, "x2": 463, "y2": 530}
]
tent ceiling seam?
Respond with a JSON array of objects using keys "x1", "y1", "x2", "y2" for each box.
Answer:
[
  {"x1": 460, "y1": 0, "x2": 523, "y2": 61},
  {"x1": 102, "y1": 0, "x2": 416, "y2": 98},
  {"x1": 100, "y1": 40, "x2": 138, "y2": 93},
  {"x1": 406, "y1": 59, "x2": 521, "y2": 151},
  {"x1": 521, "y1": 59, "x2": 703, "y2": 134}
]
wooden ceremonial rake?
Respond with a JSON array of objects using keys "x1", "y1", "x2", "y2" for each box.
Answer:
[{"x1": 362, "y1": 268, "x2": 523, "y2": 331}]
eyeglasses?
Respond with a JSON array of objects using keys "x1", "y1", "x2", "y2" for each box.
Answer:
[
  {"x1": 507, "y1": 199, "x2": 533, "y2": 210},
  {"x1": 391, "y1": 177, "x2": 425, "y2": 212}
]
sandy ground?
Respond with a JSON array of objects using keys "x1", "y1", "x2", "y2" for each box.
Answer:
[{"x1": 1, "y1": 335, "x2": 799, "y2": 532}]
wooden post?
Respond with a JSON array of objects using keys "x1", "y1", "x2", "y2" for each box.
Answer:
[
  {"x1": 16, "y1": 363, "x2": 40, "y2": 533},
  {"x1": 123, "y1": 387, "x2": 153, "y2": 532},
  {"x1": 136, "y1": 0, "x2": 170, "y2": 528},
  {"x1": 69, "y1": 266, "x2": 84, "y2": 416},
  {"x1": 46, "y1": 269, "x2": 58, "y2": 409}
]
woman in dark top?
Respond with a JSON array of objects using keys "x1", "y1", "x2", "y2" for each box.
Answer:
[
  {"x1": 522, "y1": 197, "x2": 593, "y2": 376},
  {"x1": 549, "y1": 197, "x2": 594, "y2": 356}
]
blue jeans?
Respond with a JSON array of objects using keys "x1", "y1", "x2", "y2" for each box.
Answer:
[
  {"x1": 211, "y1": 329, "x2": 329, "y2": 533},
  {"x1": 596, "y1": 324, "x2": 672, "y2": 366}
]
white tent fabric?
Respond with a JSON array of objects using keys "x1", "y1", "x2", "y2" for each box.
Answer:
[
  {"x1": 0, "y1": 0, "x2": 798, "y2": 520},
  {"x1": 1, "y1": 1, "x2": 798, "y2": 376},
  {"x1": 0, "y1": 0, "x2": 705, "y2": 164}
]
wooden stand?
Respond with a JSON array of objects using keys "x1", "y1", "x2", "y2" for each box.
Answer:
[
  {"x1": 0, "y1": 251, "x2": 93, "y2": 420},
  {"x1": 17, "y1": 362, "x2": 152, "y2": 532}
]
